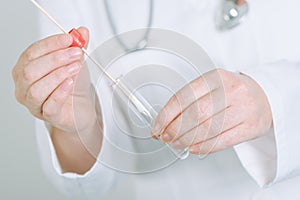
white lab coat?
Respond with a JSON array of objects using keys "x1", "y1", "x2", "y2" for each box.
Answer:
[{"x1": 35, "y1": 0, "x2": 300, "y2": 199}]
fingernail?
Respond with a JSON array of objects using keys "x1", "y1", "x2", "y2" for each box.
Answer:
[
  {"x1": 189, "y1": 146, "x2": 198, "y2": 154},
  {"x1": 152, "y1": 122, "x2": 162, "y2": 135},
  {"x1": 68, "y1": 48, "x2": 82, "y2": 59},
  {"x1": 67, "y1": 63, "x2": 80, "y2": 75},
  {"x1": 161, "y1": 133, "x2": 171, "y2": 143},
  {"x1": 62, "y1": 78, "x2": 74, "y2": 91},
  {"x1": 151, "y1": 133, "x2": 158, "y2": 140},
  {"x1": 60, "y1": 34, "x2": 73, "y2": 46},
  {"x1": 171, "y1": 140, "x2": 181, "y2": 149}
]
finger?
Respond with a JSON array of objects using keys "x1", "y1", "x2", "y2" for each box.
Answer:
[
  {"x1": 152, "y1": 69, "x2": 223, "y2": 136},
  {"x1": 188, "y1": 123, "x2": 246, "y2": 154},
  {"x1": 21, "y1": 34, "x2": 73, "y2": 63},
  {"x1": 170, "y1": 105, "x2": 244, "y2": 149},
  {"x1": 42, "y1": 78, "x2": 74, "y2": 122},
  {"x1": 77, "y1": 27, "x2": 90, "y2": 48},
  {"x1": 26, "y1": 62, "x2": 81, "y2": 116},
  {"x1": 161, "y1": 87, "x2": 226, "y2": 143},
  {"x1": 22, "y1": 47, "x2": 83, "y2": 85}
]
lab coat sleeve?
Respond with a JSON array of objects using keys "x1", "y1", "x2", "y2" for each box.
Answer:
[
  {"x1": 33, "y1": 4, "x2": 117, "y2": 197},
  {"x1": 35, "y1": 119, "x2": 116, "y2": 198},
  {"x1": 233, "y1": 60, "x2": 300, "y2": 187}
]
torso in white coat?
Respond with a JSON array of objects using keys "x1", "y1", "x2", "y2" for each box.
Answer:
[{"x1": 35, "y1": 0, "x2": 300, "y2": 199}]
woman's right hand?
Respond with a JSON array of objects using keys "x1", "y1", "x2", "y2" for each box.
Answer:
[
  {"x1": 12, "y1": 27, "x2": 95, "y2": 134},
  {"x1": 13, "y1": 27, "x2": 103, "y2": 173}
]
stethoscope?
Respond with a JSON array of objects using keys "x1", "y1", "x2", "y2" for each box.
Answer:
[
  {"x1": 217, "y1": 0, "x2": 249, "y2": 30},
  {"x1": 103, "y1": 0, "x2": 249, "y2": 50}
]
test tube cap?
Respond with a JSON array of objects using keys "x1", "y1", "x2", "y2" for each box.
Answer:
[{"x1": 68, "y1": 28, "x2": 86, "y2": 48}]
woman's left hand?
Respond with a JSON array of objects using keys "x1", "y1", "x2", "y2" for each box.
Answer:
[{"x1": 151, "y1": 69, "x2": 273, "y2": 154}]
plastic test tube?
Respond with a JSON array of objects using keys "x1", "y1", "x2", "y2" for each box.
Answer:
[{"x1": 112, "y1": 79, "x2": 190, "y2": 159}]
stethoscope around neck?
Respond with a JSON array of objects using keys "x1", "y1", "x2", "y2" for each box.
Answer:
[
  {"x1": 103, "y1": 0, "x2": 249, "y2": 51},
  {"x1": 103, "y1": 0, "x2": 154, "y2": 51}
]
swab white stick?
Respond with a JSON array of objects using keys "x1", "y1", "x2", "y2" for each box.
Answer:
[{"x1": 30, "y1": 0, "x2": 152, "y2": 116}]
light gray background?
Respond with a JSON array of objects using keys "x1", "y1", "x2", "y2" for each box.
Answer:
[{"x1": 0, "y1": 0, "x2": 67, "y2": 199}]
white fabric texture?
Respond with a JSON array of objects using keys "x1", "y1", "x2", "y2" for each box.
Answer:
[
  {"x1": 35, "y1": 0, "x2": 300, "y2": 199},
  {"x1": 235, "y1": 60, "x2": 300, "y2": 187}
]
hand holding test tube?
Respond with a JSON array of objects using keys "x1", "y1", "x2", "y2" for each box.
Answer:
[
  {"x1": 30, "y1": 0, "x2": 189, "y2": 160},
  {"x1": 112, "y1": 78, "x2": 190, "y2": 159}
]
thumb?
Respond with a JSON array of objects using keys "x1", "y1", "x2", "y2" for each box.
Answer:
[
  {"x1": 77, "y1": 26, "x2": 90, "y2": 48},
  {"x1": 71, "y1": 27, "x2": 91, "y2": 93}
]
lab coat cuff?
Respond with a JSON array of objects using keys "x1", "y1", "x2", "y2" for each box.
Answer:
[
  {"x1": 35, "y1": 119, "x2": 115, "y2": 196},
  {"x1": 233, "y1": 62, "x2": 288, "y2": 187}
]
